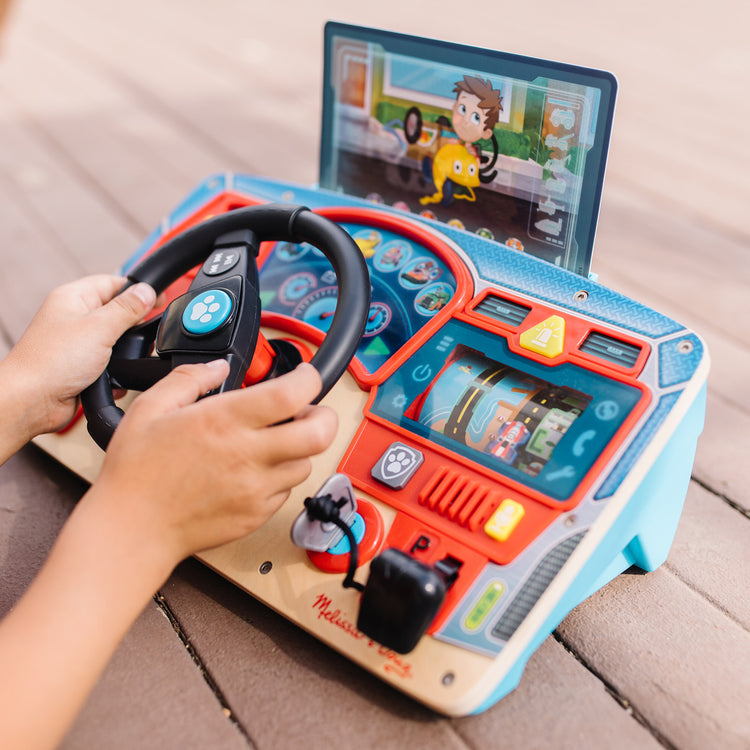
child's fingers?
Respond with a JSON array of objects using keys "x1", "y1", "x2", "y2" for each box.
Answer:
[
  {"x1": 262, "y1": 405, "x2": 338, "y2": 463},
  {"x1": 227, "y1": 363, "x2": 323, "y2": 427},
  {"x1": 263, "y1": 457, "x2": 316, "y2": 498},
  {"x1": 55, "y1": 274, "x2": 126, "y2": 309},
  {"x1": 130, "y1": 361, "x2": 230, "y2": 418}
]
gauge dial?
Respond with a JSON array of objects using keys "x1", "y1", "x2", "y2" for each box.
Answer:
[
  {"x1": 292, "y1": 286, "x2": 339, "y2": 332},
  {"x1": 279, "y1": 272, "x2": 317, "y2": 305},
  {"x1": 364, "y1": 302, "x2": 392, "y2": 337}
]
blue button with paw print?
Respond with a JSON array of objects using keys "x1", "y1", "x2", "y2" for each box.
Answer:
[{"x1": 182, "y1": 289, "x2": 233, "y2": 335}]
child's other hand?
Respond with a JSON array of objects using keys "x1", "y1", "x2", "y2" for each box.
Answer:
[
  {"x1": 3, "y1": 275, "x2": 156, "y2": 439},
  {"x1": 82, "y1": 362, "x2": 337, "y2": 572}
]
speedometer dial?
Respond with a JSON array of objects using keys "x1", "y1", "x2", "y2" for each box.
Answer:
[
  {"x1": 293, "y1": 287, "x2": 338, "y2": 332},
  {"x1": 364, "y1": 302, "x2": 392, "y2": 337}
]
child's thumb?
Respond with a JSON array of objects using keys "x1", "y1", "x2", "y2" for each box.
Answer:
[{"x1": 98, "y1": 282, "x2": 157, "y2": 342}]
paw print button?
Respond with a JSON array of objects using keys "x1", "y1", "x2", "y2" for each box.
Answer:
[
  {"x1": 372, "y1": 442, "x2": 424, "y2": 489},
  {"x1": 182, "y1": 289, "x2": 233, "y2": 335}
]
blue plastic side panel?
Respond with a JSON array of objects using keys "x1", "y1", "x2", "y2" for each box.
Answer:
[{"x1": 471, "y1": 383, "x2": 706, "y2": 713}]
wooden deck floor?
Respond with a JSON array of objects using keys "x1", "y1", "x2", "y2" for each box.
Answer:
[{"x1": 0, "y1": 1, "x2": 748, "y2": 748}]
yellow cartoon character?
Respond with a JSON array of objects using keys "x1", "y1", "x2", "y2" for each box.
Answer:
[
  {"x1": 411, "y1": 75, "x2": 503, "y2": 207},
  {"x1": 353, "y1": 230, "x2": 381, "y2": 258},
  {"x1": 419, "y1": 142, "x2": 480, "y2": 206}
]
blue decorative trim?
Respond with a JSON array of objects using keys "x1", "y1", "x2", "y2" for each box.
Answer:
[{"x1": 659, "y1": 334, "x2": 704, "y2": 388}]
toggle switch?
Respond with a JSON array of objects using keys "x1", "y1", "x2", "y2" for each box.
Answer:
[{"x1": 290, "y1": 474, "x2": 357, "y2": 552}]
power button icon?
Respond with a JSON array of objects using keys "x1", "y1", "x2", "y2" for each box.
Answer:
[{"x1": 412, "y1": 364, "x2": 432, "y2": 383}]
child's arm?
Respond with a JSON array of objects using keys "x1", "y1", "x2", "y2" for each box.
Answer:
[
  {"x1": 0, "y1": 360, "x2": 337, "y2": 750},
  {"x1": 0, "y1": 276, "x2": 338, "y2": 748},
  {"x1": 0, "y1": 274, "x2": 157, "y2": 463}
]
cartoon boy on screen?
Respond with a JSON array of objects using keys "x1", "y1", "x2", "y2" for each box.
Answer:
[
  {"x1": 421, "y1": 75, "x2": 503, "y2": 206},
  {"x1": 452, "y1": 76, "x2": 502, "y2": 157}
]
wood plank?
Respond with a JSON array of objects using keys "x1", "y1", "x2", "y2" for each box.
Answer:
[
  {"x1": 452, "y1": 638, "x2": 664, "y2": 750},
  {"x1": 0, "y1": 171, "x2": 80, "y2": 341},
  {"x1": 17, "y1": 2, "x2": 320, "y2": 184},
  {"x1": 694, "y1": 393, "x2": 750, "y2": 516},
  {"x1": 18, "y1": 0, "x2": 748, "y2": 247},
  {"x1": 61, "y1": 603, "x2": 249, "y2": 750},
  {"x1": 0, "y1": 32, "x2": 206, "y2": 238},
  {"x1": 594, "y1": 182, "x2": 749, "y2": 347},
  {"x1": 666, "y1": 482, "x2": 750, "y2": 630},
  {"x1": 165, "y1": 559, "x2": 663, "y2": 749},
  {"x1": 0, "y1": 95, "x2": 139, "y2": 280},
  {"x1": 162, "y1": 562, "x2": 472, "y2": 750},
  {"x1": 556, "y1": 567, "x2": 750, "y2": 749}
]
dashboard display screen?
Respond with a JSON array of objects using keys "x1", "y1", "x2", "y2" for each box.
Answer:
[
  {"x1": 407, "y1": 346, "x2": 592, "y2": 479},
  {"x1": 371, "y1": 322, "x2": 643, "y2": 501}
]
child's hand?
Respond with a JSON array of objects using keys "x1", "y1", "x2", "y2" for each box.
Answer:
[
  {"x1": 81, "y1": 361, "x2": 337, "y2": 571},
  {"x1": 2, "y1": 275, "x2": 156, "y2": 440},
  {"x1": 0, "y1": 354, "x2": 337, "y2": 750}
]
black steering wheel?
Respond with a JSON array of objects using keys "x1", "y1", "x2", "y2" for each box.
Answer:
[{"x1": 81, "y1": 204, "x2": 371, "y2": 450}]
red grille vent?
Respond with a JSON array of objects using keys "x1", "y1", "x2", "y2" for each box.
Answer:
[{"x1": 418, "y1": 467, "x2": 501, "y2": 531}]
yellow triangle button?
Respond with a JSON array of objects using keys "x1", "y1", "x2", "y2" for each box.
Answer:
[{"x1": 519, "y1": 315, "x2": 566, "y2": 358}]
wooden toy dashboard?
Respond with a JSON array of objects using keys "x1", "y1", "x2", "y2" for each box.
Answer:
[{"x1": 36, "y1": 173, "x2": 708, "y2": 715}]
